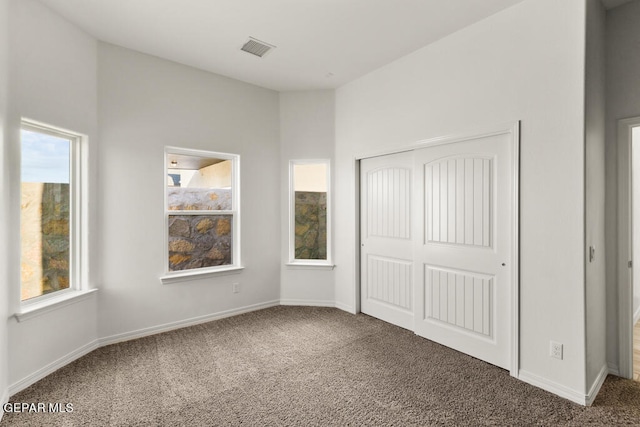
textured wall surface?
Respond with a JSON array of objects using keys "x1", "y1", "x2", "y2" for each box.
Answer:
[
  {"x1": 167, "y1": 188, "x2": 233, "y2": 271},
  {"x1": 294, "y1": 191, "x2": 327, "y2": 260},
  {"x1": 167, "y1": 188, "x2": 231, "y2": 211},
  {"x1": 20, "y1": 183, "x2": 70, "y2": 300},
  {"x1": 168, "y1": 214, "x2": 232, "y2": 271}
]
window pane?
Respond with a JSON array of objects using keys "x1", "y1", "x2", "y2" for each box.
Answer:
[
  {"x1": 21, "y1": 130, "x2": 71, "y2": 300},
  {"x1": 294, "y1": 163, "x2": 327, "y2": 260},
  {"x1": 167, "y1": 155, "x2": 232, "y2": 211},
  {"x1": 168, "y1": 214, "x2": 233, "y2": 271}
]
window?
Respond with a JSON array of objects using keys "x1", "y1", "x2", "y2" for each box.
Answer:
[
  {"x1": 289, "y1": 160, "x2": 331, "y2": 265},
  {"x1": 164, "y1": 147, "x2": 240, "y2": 278},
  {"x1": 20, "y1": 120, "x2": 84, "y2": 302}
]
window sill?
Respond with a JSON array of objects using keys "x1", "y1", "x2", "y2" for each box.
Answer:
[
  {"x1": 160, "y1": 266, "x2": 245, "y2": 284},
  {"x1": 15, "y1": 288, "x2": 98, "y2": 323},
  {"x1": 285, "y1": 263, "x2": 336, "y2": 270}
]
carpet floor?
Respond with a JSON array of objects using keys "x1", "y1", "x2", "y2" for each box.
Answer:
[{"x1": 2, "y1": 306, "x2": 640, "y2": 426}]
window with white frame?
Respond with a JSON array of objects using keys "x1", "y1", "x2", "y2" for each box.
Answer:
[
  {"x1": 289, "y1": 160, "x2": 331, "y2": 264},
  {"x1": 165, "y1": 147, "x2": 240, "y2": 275},
  {"x1": 20, "y1": 120, "x2": 84, "y2": 302}
]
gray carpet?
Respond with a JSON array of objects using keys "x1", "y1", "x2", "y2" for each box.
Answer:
[{"x1": 2, "y1": 306, "x2": 640, "y2": 426}]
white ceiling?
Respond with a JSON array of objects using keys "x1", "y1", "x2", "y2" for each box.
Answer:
[
  {"x1": 34, "y1": 0, "x2": 640, "y2": 92},
  {"x1": 38, "y1": 0, "x2": 531, "y2": 91}
]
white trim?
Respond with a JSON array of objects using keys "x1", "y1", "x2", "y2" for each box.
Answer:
[
  {"x1": 617, "y1": 116, "x2": 640, "y2": 379},
  {"x1": 280, "y1": 299, "x2": 336, "y2": 307},
  {"x1": 285, "y1": 263, "x2": 335, "y2": 270},
  {"x1": 335, "y1": 301, "x2": 355, "y2": 314},
  {"x1": 164, "y1": 146, "x2": 241, "y2": 275},
  {"x1": 19, "y1": 119, "x2": 89, "y2": 305},
  {"x1": 288, "y1": 159, "x2": 332, "y2": 264},
  {"x1": 355, "y1": 121, "x2": 519, "y2": 161},
  {"x1": 518, "y1": 370, "x2": 588, "y2": 406},
  {"x1": 8, "y1": 339, "x2": 99, "y2": 397},
  {"x1": 0, "y1": 389, "x2": 8, "y2": 422},
  {"x1": 98, "y1": 300, "x2": 279, "y2": 347},
  {"x1": 8, "y1": 300, "x2": 280, "y2": 397},
  {"x1": 586, "y1": 364, "x2": 609, "y2": 407},
  {"x1": 354, "y1": 158, "x2": 362, "y2": 315},
  {"x1": 14, "y1": 289, "x2": 97, "y2": 323},
  {"x1": 607, "y1": 362, "x2": 620, "y2": 376},
  {"x1": 355, "y1": 121, "x2": 520, "y2": 376},
  {"x1": 160, "y1": 266, "x2": 244, "y2": 284},
  {"x1": 635, "y1": 305, "x2": 640, "y2": 326},
  {"x1": 507, "y1": 121, "x2": 520, "y2": 377},
  {"x1": 519, "y1": 366, "x2": 608, "y2": 407}
]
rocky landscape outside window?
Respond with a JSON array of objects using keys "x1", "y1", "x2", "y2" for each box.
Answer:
[
  {"x1": 289, "y1": 160, "x2": 331, "y2": 264},
  {"x1": 20, "y1": 121, "x2": 80, "y2": 301},
  {"x1": 165, "y1": 147, "x2": 240, "y2": 273}
]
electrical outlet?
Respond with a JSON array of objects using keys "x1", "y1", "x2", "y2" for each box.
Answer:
[
  {"x1": 550, "y1": 341, "x2": 563, "y2": 360},
  {"x1": 232, "y1": 283, "x2": 240, "y2": 294}
]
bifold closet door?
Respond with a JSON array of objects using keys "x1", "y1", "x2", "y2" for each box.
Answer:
[
  {"x1": 360, "y1": 151, "x2": 414, "y2": 330},
  {"x1": 413, "y1": 133, "x2": 514, "y2": 370}
]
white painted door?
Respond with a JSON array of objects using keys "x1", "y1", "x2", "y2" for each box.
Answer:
[
  {"x1": 413, "y1": 133, "x2": 514, "y2": 370},
  {"x1": 360, "y1": 151, "x2": 414, "y2": 330}
]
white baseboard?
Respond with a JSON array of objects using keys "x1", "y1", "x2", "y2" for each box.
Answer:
[
  {"x1": 335, "y1": 302, "x2": 355, "y2": 313},
  {"x1": 9, "y1": 300, "x2": 280, "y2": 397},
  {"x1": 8, "y1": 339, "x2": 99, "y2": 397},
  {"x1": 634, "y1": 304, "x2": 640, "y2": 326},
  {"x1": 98, "y1": 300, "x2": 280, "y2": 347},
  {"x1": 607, "y1": 362, "x2": 620, "y2": 376},
  {"x1": 0, "y1": 388, "x2": 8, "y2": 423},
  {"x1": 280, "y1": 299, "x2": 335, "y2": 308},
  {"x1": 518, "y1": 369, "x2": 587, "y2": 406},
  {"x1": 586, "y1": 364, "x2": 609, "y2": 406}
]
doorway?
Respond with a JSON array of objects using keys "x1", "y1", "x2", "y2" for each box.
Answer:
[
  {"x1": 631, "y1": 122, "x2": 640, "y2": 381},
  {"x1": 359, "y1": 123, "x2": 519, "y2": 374},
  {"x1": 618, "y1": 116, "x2": 640, "y2": 380}
]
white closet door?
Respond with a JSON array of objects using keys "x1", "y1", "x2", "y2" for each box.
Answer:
[
  {"x1": 360, "y1": 151, "x2": 414, "y2": 330},
  {"x1": 413, "y1": 133, "x2": 514, "y2": 370}
]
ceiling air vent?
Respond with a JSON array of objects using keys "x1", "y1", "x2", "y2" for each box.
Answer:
[{"x1": 241, "y1": 37, "x2": 275, "y2": 58}]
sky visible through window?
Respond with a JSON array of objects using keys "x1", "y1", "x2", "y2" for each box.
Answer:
[{"x1": 21, "y1": 129, "x2": 70, "y2": 183}]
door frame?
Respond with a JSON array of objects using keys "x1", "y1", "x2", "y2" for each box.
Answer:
[
  {"x1": 355, "y1": 121, "x2": 520, "y2": 376},
  {"x1": 617, "y1": 116, "x2": 640, "y2": 379}
]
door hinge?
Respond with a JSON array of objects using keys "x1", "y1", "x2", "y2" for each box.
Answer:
[{"x1": 629, "y1": 260, "x2": 633, "y2": 268}]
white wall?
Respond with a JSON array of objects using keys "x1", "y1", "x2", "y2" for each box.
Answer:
[
  {"x1": 0, "y1": 0, "x2": 9, "y2": 410},
  {"x1": 97, "y1": 43, "x2": 281, "y2": 339},
  {"x1": 279, "y1": 91, "x2": 335, "y2": 306},
  {"x1": 605, "y1": 0, "x2": 640, "y2": 371},
  {"x1": 335, "y1": 0, "x2": 589, "y2": 397},
  {"x1": 1, "y1": 0, "x2": 605, "y2": 406},
  {"x1": 6, "y1": 0, "x2": 99, "y2": 388},
  {"x1": 584, "y1": 0, "x2": 607, "y2": 392}
]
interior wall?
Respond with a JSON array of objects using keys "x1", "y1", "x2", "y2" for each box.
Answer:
[
  {"x1": 584, "y1": 0, "x2": 607, "y2": 392},
  {"x1": 0, "y1": 0, "x2": 9, "y2": 409},
  {"x1": 604, "y1": 0, "x2": 640, "y2": 371},
  {"x1": 6, "y1": 0, "x2": 99, "y2": 388},
  {"x1": 97, "y1": 43, "x2": 281, "y2": 340},
  {"x1": 335, "y1": 0, "x2": 589, "y2": 397},
  {"x1": 279, "y1": 91, "x2": 336, "y2": 305}
]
